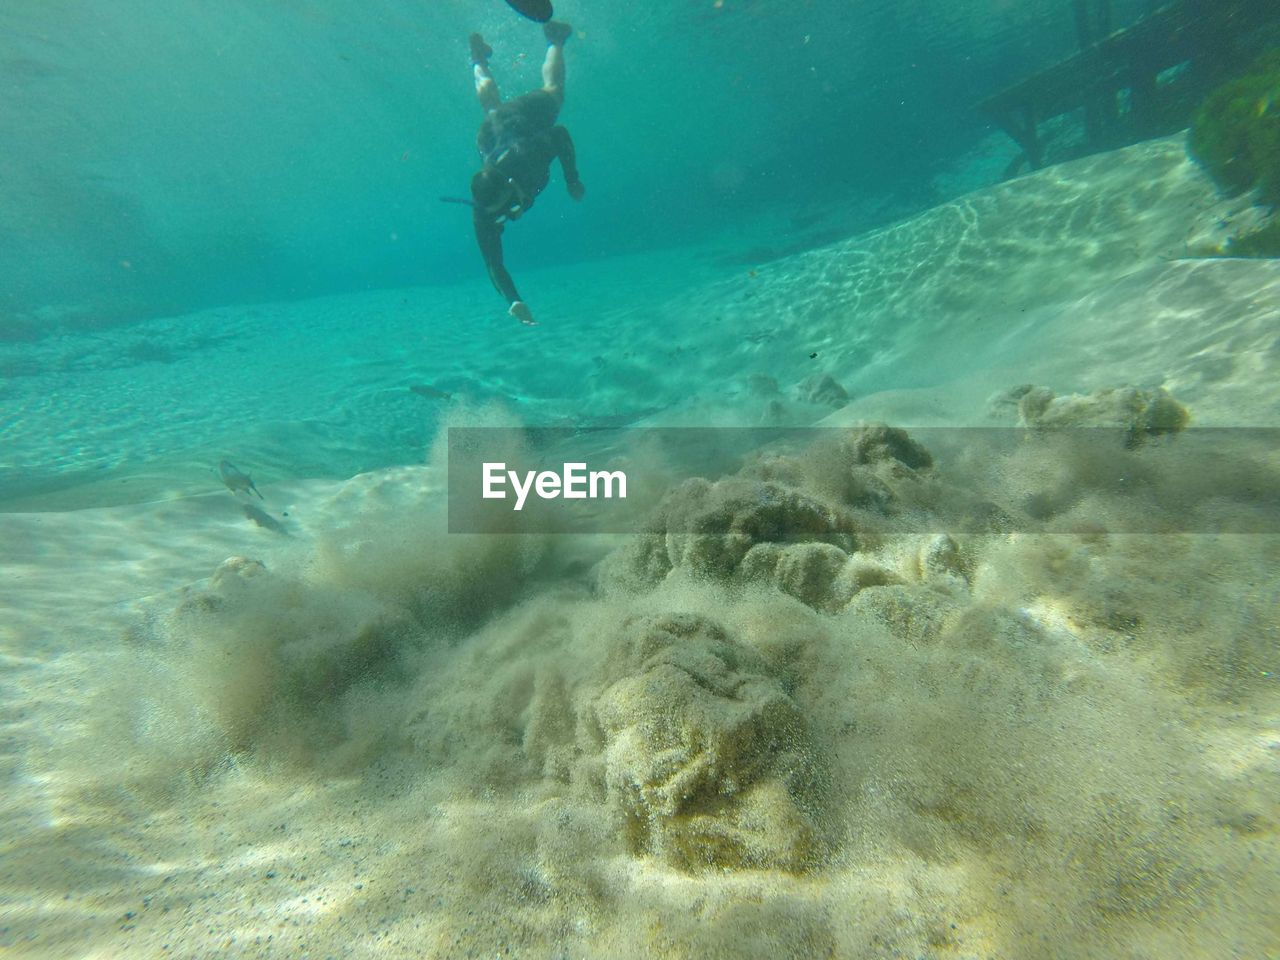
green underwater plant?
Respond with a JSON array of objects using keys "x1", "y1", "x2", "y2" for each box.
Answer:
[
  {"x1": 1220, "y1": 214, "x2": 1280, "y2": 257},
  {"x1": 1188, "y1": 48, "x2": 1280, "y2": 257}
]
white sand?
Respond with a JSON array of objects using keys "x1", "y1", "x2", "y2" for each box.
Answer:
[{"x1": 2, "y1": 136, "x2": 1278, "y2": 959}]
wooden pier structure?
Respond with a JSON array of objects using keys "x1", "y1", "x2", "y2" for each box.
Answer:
[{"x1": 979, "y1": 0, "x2": 1280, "y2": 171}]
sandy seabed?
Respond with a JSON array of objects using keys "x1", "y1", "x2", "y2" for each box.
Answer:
[{"x1": 1, "y1": 135, "x2": 1278, "y2": 959}]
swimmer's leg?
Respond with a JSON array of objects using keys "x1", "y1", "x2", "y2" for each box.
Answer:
[
  {"x1": 471, "y1": 33, "x2": 501, "y2": 112},
  {"x1": 541, "y1": 21, "x2": 571, "y2": 106}
]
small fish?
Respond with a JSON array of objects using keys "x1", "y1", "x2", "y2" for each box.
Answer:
[
  {"x1": 219, "y1": 460, "x2": 263, "y2": 499},
  {"x1": 409, "y1": 383, "x2": 453, "y2": 401},
  {"x1": 242, "y1": 503, "x2": 289, "y2": 536},
  {"x1": 503, "y1": 0, "x2": 553, "y2": 22}
]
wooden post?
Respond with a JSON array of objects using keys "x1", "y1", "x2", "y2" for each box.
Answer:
[
  {"x1": 989, "y1": 103, "x2": 1043, "y2": 172},
  {"x1": 1018, "y1": 103, "x2": 1044, "y2": 169},
  {"x1": 1073, "y1": 0, "x2": 1113, "y2": 48},
  {"x1": 1096, "y1": 0, "x2": 1112, "y2": 38},
  {"x1": 1075, "y1": 0, "x2": 1118, "y2": 145},
  {"x1": 1072, "y1": 0, "x2": 1093, "y2": 49},
  {"x1": 1128, "y1": 51, "x2": 1159, "y2": 133}
]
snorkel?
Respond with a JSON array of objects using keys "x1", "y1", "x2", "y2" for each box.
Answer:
[{"x1": 438, "y1": 188, "x2": 524, "y2": 221}]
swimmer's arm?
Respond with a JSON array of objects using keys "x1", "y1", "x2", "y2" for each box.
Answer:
[
  {"x1": 473, "y1": 211, "x2": 521, "y2": 305},
  {"x1": 550, "y1": 125, "x2": 584, "y2": 199}
]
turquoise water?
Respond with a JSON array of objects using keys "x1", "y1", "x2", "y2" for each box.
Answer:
[{"x1": 2, "y1": 3, "x2": 1279, "y2": 958}]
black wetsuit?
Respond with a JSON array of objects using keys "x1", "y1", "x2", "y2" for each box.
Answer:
[{"x1": 472, "y1": 90, "x2": 580, "y2": 304}]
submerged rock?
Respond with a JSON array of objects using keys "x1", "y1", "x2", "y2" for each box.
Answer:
[
  {"x1": 759, "y1": 398, "x2": 788, "y2": 424},
  {"x1": 845, "y1": 584, "x2": 964, "y2": 645},
  {"x1": 175, "y1": 555, "x2": 269, "y2": 615},
  {"x1": 211, "y1": 554, "x2": 268, "y2": 589},
  {"x1": 592, "y1": 613, "x2": 824, "y2": 872},
  {"x1": 741, "y1": 453, "x2": 809, "y2": 488},
  {"x1": 829, "y1": 560, "x2": 906, "y2": 608},
  {"x1": 1017, "y1": 385, "x2": 1190, "y2": 446},
  {"x1": 987, "y1": 383, "x2": 1038, "y2": 418},
  {"x1": 841, "y1": 423, "x2": 934, "y2": 470},
  {"x1": 918, "y1": 533, "x2": 969, "y2": 586},
  {"x1": 609, "y1": 476, "x2": 859, "y2": 587},
  {"x1": 602, "y1": 424, "x2": 961, "y2": 614},
  {"x1": 797, "y1": 373, "x2": 850, "y2": 408},
  {"x1": 772, "y1": 542, "x2": 851, "y2": 612}
]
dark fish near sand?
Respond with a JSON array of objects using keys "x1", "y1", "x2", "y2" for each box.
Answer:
[
  {"x1": 503, "y1": 0, "x2": 553, "y2": 22},
  {"x1": 410, "y1": 384, "x2": 453, "y2": 401},
  {"x1": 219, "y1": 460, "x2": 263, "y2": 499},
  {"x1": 242, "y1": 503, "x2": 289, "y2": 536}
]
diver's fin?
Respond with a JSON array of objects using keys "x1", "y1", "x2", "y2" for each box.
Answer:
[
  {"x1": 469, "y1": 33, "x2": 493, "y2": 63},
  {"x1": 504, "y1": 0, "x2": 553, "y2": 24},
  {"x1": 543, "y1": 20, "x2": 572, "y2": 46}
]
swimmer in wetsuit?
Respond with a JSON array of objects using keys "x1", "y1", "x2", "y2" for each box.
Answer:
[{"x1": 468, "y1": 20, "x2": 584, "y2": 326}]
